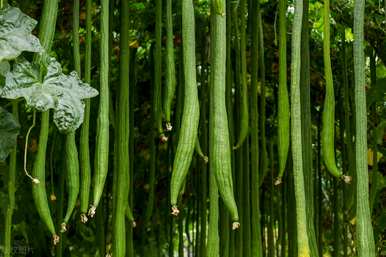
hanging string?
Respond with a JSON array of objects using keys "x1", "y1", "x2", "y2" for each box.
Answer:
[{"x1": 24, "y1": 111, "x2": 40, "y2": 184}]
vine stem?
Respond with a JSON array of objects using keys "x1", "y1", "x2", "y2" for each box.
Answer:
[
  {"x1": 0, "y1": 0, "x2": 7, "y2": 10},
  {"x1": 24, "y1": 111, "x2": 40, "y2": 184}
]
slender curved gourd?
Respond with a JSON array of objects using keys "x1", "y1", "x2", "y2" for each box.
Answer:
[
  {"x1": 341, "y1": 37, "x2": 356, "y2": 213},
  {"x1": 209, "y1": 0, "x2": 239, "y2": 228},
  {"x1": 301, "y1": 1, "x2": 320, "y2": 255},
  {"x1": 61, "y1": 132, "x2": 79, "y2": 231},
  {"x1": 32, "y1": 112, "x2": 59, "y2": 244},
  {"x1": 207, "y1": 2, "x2": 220, "y2": 238},
  {"x1": 207, "y1": 2, "x2": 223, "y2": 254},
  {"x1": 79, "y1": 0, "x2": 93, "y2": 223},
  {"x1": 322, "y1": 0, "x2": 346, "y2": 181},
  {"x1": 233, "y1": 0, "x2": 249, "y2": 150},
  {"x1": 112, "y1": 0, "x2": 130, "y2": 255},
  {"x1": 89, "y1": 0, "x2": 110, "y2": 217},
  {"x1": 276, "y1": 0, "x2": 289, "y2": 184},
  {"x1": 154, "y1": 0, "x2": 165, "y2": 140},
  {"x1": 61, "y1": 0, "x2": 81, "y2": 231},
  {"x1": 31, "y1": 0, "x2": 60, "y2": 245},
  {"x1": 353, "y1": 0, "x2": 376, "y2": 255},
  {"x1": 290, "y1": 0, "x2": 311, "y2": 255},
  {"x1": 164, "y1": 0, "x2": 176, "y2": 131},
  {"x1": 170, "y1": 0, "x2": 200, "y2": 215}
]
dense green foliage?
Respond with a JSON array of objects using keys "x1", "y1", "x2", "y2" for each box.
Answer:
[{"x1": 0, "y1": 0, "x2": 386, "y2": 257}]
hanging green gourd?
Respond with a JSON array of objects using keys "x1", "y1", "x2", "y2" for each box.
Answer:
[
  {"x1": 209, "y1": 0, "x2": 239, "y2": 229},
  {"x1": 154, "y1": 0, "x2": 165, "y2": 141},
  {"x1": 164, "y1": 0, "x2": 176, "y2": 131},
  {"x1": 79, "y1": 0, "x2": 93, "y2": 223},
  {"x1": 29, "y1": 0, "x2": 59, "y2": 245},
  {"x1": 61, "y1": 0, "x2": 81, "y2": 232},
  {"x1": 233, "y1": 0, "x2": 249, "y2": 150},
  {"x1": 322, "y1": 0, "x2": 350, "y2": 183},
  {"x1": 290, "y1": 0, "x2": 311, "y2": 255},
  {"x1": 112, "y1": 0, "x2": 131, "y2": 255},
  {"x1": 276, "y1": 0, "x2": 290, "y2": 185},
  {"x1": 353, "y1": 0, "x2": 376, "y2": 255},
  {"x1": 89, "y1": 0, "x2": 110, "y2": 218},
  {"x1": 170, "y1": 0, "x2": 200, "y2": 215}
]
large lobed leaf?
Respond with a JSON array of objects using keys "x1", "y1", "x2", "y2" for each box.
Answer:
[
  {"x1": 0, "y1": 6, "x2": 43, "y2": 63},
  {"x1": 0, "y1": 57, "x2": 98, "y2": 133},
  {"x1": 0, "y1": 107, "x2": 20, "y2": 161}
]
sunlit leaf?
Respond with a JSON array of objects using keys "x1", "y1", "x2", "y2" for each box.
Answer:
[
  {"x1": 345, "y1": 27, "x2": 354, "y2": 42},
  {"x1": 0, "y1": 57, "x2": 98, "y2": 132},
  {"x1": 0, "y1": 6, "x2": 43, "y2": 62}
]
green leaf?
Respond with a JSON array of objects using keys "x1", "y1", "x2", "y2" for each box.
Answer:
[
  {"x1": 43, "y1": 58, "x2": 99, "y2": 100},
  {"x1": 0, "y1": 61, "x2": 8, "y2": 86},
  {"x1": 0, "y1": 6, "x2": 43, "y2": 63},
  {"x1": 367, "y1": 78, "x2": 386, "y2": 106},
  {"x1": 53, "y1": 93, "x2": 84, "y2": 133},
  {"x1": 1, "y1": 58, "x2": 51, "y2": 111},
  {"x1": 0, "y1": 107, "x2": 20, "y2": 161},
  {"x1": 42, "y1": 58, "x2": 99, "y2": 132},
  {"x1": 1, "y1": 57, "x2": 98, "y2": 132},
  {"x1": 129, "y1": 2, "x2": 146, "y2": 10},
  {"x1": 0, "y1": 61, "x2": 10, "y2": 76},
  {"x1": 345, "y1": 27, "x2": 354, "y2": 42}
]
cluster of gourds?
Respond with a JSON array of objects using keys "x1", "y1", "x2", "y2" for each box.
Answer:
[
  {"x1": 0, "y1": 0, "x2": 379, "y2": 256},
  {"x1": 0, "y1": 0, "x2": 99, "y2": 248}
]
